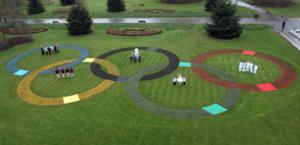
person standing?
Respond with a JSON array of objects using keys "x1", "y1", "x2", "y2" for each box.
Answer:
[
  {"x1": 172, "y1": 77, "x2": 177, "y2": 86},
  {"x1": 183, "y1": 77, "x2": 186, "y2": 86},
  {"x1": 60, "y1": 68, "x2": 65, "y2": 78},
  {"x1": 55, "y1": 68, "x2": 60, "y2": 79},
  {"x1": 281, "y1": 21, "x2": 286, "y2": 31},
  {"x1": 47, "y1": 47, "x2": 52, "y2": 55},
  {"x1": 253, "y1": 65, "x2": 259, "y2": 74},
  {"x1": 70, "y1": 68, "x2": 74, "y2": 77},
  {"x1": 41, "y1": 48, "x2": 45, "y2": 55},
  {"x1": 65, "y1": 67, "x2": 70, "y2": 78},
  {"x1": 138, "y1": 56, "x2": 141, "y2": 63}
]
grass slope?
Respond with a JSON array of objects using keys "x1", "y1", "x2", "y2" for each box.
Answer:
[
  {"x1": 27, "y1": 0, "x2": 258, "y2": 18},
  {"x1": 0, "y1": 24, "x2": 300, "y2": 145}
]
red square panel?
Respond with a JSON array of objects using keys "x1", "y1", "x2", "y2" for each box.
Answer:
[
  {"x1": 242, "y1": 50, "x2": 256, "y2": 55},
  {"x1": 257, "y1": 83, "x2": 277, "y2": 92}
]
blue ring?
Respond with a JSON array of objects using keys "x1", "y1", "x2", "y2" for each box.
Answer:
[{"x1": 6, "y1": 44, "x2": 90, "y2": 76}]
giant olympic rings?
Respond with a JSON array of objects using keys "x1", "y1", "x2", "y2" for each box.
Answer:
[{"x1": 17, "y1": 58, "x2": 119, "y2": 106}]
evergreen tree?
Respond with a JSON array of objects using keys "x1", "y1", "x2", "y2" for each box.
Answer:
[
  {"x1": 204, "y1": 0, "x2": 243, "y2": 39},
  {"x1": 66, "y1": 6, "x2": 92, "y2": 35},
  {"x1": 60, "y1": 0, "x2": 75, "y2": 6},
  {"x1": 205, "y1": 0, "x2": 218, "y2": 11},
  {"x1": 27, "y1": 0, "x2": 45, "y2": 15},
  {"x1": 107, "y1": 0, "x2": 126, "y2": 12}
]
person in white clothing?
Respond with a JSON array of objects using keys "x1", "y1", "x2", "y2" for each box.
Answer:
[
  {"x1": 248, "y1": 62, "x2": 254, "y2": 73},
  {"x1": 239, "y1": 61, "x2": 243, "y2": 72},
  {"x1": 253, "y1": 65, "x2": 259, "y2": 74}
]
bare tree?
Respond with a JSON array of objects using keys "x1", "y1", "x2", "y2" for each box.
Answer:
[{"x1": 0, "y1": 0, "x2": 29, "y2": 40}]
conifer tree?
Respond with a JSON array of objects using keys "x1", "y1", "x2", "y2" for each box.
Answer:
[
  {"x1": 107, "y1": 0, "x2": 126, "y2": 12},
  {"x1": 205, "y1": 0, "x2": 243, "y2": 39},
  {"x1": 27, "y1": 0, "x2": 45, "y2": 15},
  {"x1": 66, "y1": 5, "x2": 93, "y2": 35}
]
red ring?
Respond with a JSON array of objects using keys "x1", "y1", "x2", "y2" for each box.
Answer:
[{"x1": 192, "y1": 49, "x2": 297, "y2": 92}]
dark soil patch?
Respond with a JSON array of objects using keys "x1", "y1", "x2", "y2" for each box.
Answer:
[
  {"x1": 2, "y1": 27, "x2": 48, "y2": 35},
  {"x1": 0, "y1": 37, "x2": 34, "y2": 51},
  {"x1": 133, "y1": 9, "x2": 175, "y2": 14}
]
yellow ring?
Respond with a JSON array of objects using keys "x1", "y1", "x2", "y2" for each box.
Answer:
[{"x1": 17, "y1": 58, "x2": 120, "y2": 106}]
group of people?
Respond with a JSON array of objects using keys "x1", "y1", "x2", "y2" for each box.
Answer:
[
  {"x1": 54, "y1": 67, "x2": 74, "y2": 79},
  {"x1": 172, "y1": 74, "x2": 187, "y2": 86},
  {"x1": 238, "y1": 61, "x2": 259, "y2": 74},
  {"x1": 41, "y1": 44, "x2": 59, "y2": 55},
  {"x1": 129, "y1": 48, "x2": 142, "y2": 63}
]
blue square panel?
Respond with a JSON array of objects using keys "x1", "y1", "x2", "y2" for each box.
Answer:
[
  {"x1": 14, "y1": 69, "x2": 29, "y2": 76},
  {"x1": 179, "y1": 62, "x2": 192, "y2": 68},
  {"x1": 202, "y1": 104, "x2": 227, "y2": 115}
]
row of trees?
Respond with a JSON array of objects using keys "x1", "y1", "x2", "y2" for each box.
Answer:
[{"x1": 27, "y1": 0, "x2": 126, "y2": 15}]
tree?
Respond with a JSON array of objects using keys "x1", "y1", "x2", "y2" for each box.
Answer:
[
  {"x1": 60, "y1": 0, "x2": 75, "y2": 6},
  {"x1": 204, "y1": 0, "x2": 243, "y2": 39},
  {"x1": 27, "y1": 0, "x2": 45, "y2": 15},
  {"x1": 0, "y1": 0, "x2": 29, "y2": 40},
  {"x1": 66, "y1": 5, "x2": 92, "y2": 35},
  {"x1": 205, "y1": 0, "x2": 218, "y2": 11},
  {"x1": 107, "y1": 0, "x2": 126, "y2": 12}
]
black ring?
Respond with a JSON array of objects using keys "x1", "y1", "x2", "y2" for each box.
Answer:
[{"x1": 90, "y1": 47, "x2": 179, "y2": 81}]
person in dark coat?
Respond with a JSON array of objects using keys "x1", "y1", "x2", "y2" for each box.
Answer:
[
  {"x1": 129, "y1": 56, "x2": 133, "y2": 62},
  {"x1": 138, "y1": 56, "x2": 141, "y2": 63},
  {"x1": 281, "y1": 21, "x2": 286, "y2": 31},
  {"x1": 41, "y1": 48, "x2": 45, "y2": 55},
  {"x1": 55, "y1": 68, "x2": 60, "y2": 78},
  {"x1": 65, "y1": 67, "x2": 70, "y2": 78},
  {"x1": 60, "y1": 67, "x2": 65, "y2": 78},
  {"x1": 47, "y1": 47, "x2": 52, "y2": 55},
  {"x1": 54, "y1": 45, "x2": 58, "y2": 53},
  {"x1": 70, "y1": 68, "x2": 74, "y2": 77}
]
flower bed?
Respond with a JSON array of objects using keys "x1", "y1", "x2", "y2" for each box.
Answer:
[
  {"x1": 161, "y1": 0, "x2": 201, "y2": 4},
  {"x1": 133, "y1": 9, "x2": 175, "y2": 14},
  {"x1": 106, "y1": 28, "x2": 163, "y2": 36},
  {"x1": 0, "y1": 37, "x2": 34, "y2": 51}
]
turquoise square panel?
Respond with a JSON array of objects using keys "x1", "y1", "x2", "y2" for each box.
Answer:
[
  {"x1": 179, "y1": 62, "x2": 192, "y2": 67},
  {"x1": 202, "y1": 104, "x2": 227, "y2": 115},
  {"x1": 14, "y1": 69, "x2": 29, "y2": 76}
]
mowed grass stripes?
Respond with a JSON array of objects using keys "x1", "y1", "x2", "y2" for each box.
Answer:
[{"x1": 0, "y1": 24, "x2": 300, "y2": 145}]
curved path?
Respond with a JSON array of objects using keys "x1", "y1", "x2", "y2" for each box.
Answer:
[
  {"x1": 17, "y1": 58, "x2": 119, "y2": 106},
  {"x1": 125, "y1": 63, "x2": 240, "y2": 119},
  {"x1": 6, "y1": 44, "x2": 90, "y2": 76}
]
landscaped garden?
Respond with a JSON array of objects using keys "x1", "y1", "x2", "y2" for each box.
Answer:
[
  {"x1": 1, "y1": 23, "x2": 300, "y2": 145},
  {"x1": 1, "y1": 0, "x2": 300, "y2": 144}
]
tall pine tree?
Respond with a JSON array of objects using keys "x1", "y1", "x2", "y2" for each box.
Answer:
[
  {"x1": 204, "y1": 0, "x2": 243, "y2": 39},
  {"x1": 205, "y1": 0, "x2": 218, "y2": 11},
  {"x1": 27, "y1": 0, "x2": 45, "y2": 15},
  {"x1": 107, "y1": 0, "x2": 126, "y2": 12},
  {"x1": 60, "y1": 0, "x2": 75, "y2": 6},
  {"x1": 66, "y1": 6, "x2": 93, "y2": 35}
]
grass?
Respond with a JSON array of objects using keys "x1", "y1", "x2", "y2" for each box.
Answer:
[
  {"x1": 0, "y1": 24, "x2": 300, "y2": 145},
  {"x1": 241, "y1": 0, "x2": 300, "y2": 17},
  {"x1": 26, "y1": 0, "x2": 258, "y2": 18}
]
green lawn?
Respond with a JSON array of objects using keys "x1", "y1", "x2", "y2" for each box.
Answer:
[
  {"x1": 27, "y1": 0, "x2": 258, "y2": 18},
  {"x1": 0, "y1": 24, "x2": 300, "y2": 145},
  {"x1": 241, "y1": 0, "x2": 300, "y2": 17}
]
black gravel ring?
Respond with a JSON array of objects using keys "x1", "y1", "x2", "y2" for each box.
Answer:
[
  {"x1": 124, "y1": 63, "x2": 241, "y2": 119},
  {"x1": 90, "y1": 47, "x2": 180, "y2": 81}
]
